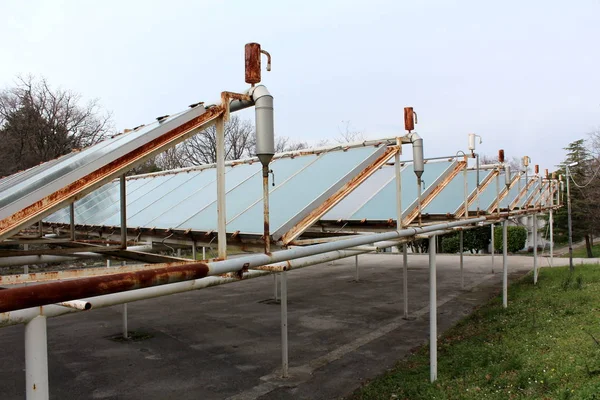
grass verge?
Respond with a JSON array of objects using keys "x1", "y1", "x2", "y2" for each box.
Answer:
[
  {"x1": 561, "y1": 243, "x2": 600, "y2": 258},
  {"x1": 349, "y1": 265, "x2": 600, "y2": 400}
]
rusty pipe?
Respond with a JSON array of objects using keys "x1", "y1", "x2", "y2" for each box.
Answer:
[{"x1": 0, "y1": 263, "x2": 209, "y2": 313}]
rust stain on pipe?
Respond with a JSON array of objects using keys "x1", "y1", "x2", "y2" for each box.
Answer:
[{"x1": 0, "y1": 262, "x2": 210, "y2": 313}]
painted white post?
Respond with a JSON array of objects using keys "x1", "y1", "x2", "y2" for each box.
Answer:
[
  {"x1": 429, "y1": 235, "x2": 437, "y2": 383},
  {"x1": 503, "y1": 220, "x2": 508, "y2": 308},
  {"x1": 202, "y1": 246, "x2": 206, "y2": 260},
  {"x1": 25, "y1": 315, "x2": 49, "y2": 400},
  {"x1": 216, "y1": 117, "x2": 227, "y2": 260},
  {"x1": 490, "y1": 224, "x2": 495, "y2": 274},
  {"x1": 459, "y1": 230, "x2": 464, "y2": 289},
  {"x1": 403, "y1": 243, "x2": 408, "y2": 319},
  {"x1": 533, "y1": 214, "x2": 538, "y2": 284},
  {"x1": 280, "y1": 271, "x2": 289, "y2": 378},
  {"x1": 550, "y1": 209, "x2": 554, "y2": 267},
  {"x1": 122, "y1": 304, "x2": 128, "y2": 339},
  {"x1": 192, "y1": 241, "x2": 197, "y2": 260},
  {"x1": 24, "y1": 243, "x2": 29, "y2": 275}
]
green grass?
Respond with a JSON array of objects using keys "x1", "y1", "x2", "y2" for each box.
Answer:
[
  {"x1": 349, "y1": 265, "x2": 600, "y2": 400},
  {"x1": 561, "y1": 243, "x2": 600, "y2": 258}
]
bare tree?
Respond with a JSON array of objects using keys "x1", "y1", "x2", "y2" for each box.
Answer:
[
  {"x1": 275, "y1": 136, "x2": 308, "y2": 153},
  {"x1": 336, "y1": 120, "x2": 365, "y2": 143},
  {"x1": 156, "y1": 145, "x2": 187, "y2": 170},
  {"x1": 0, "y1": 75, "x2": 113, "y2": 176},
  {"x1": 181, "y1": 115, "x2": 254, "y2": 165}
]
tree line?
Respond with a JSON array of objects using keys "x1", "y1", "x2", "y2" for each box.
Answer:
[{"x1": 0, "y1": 77, "x2": 365, "y2": 178}]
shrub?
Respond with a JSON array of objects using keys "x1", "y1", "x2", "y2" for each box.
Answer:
[
  {"x1": 442, "y1": 236, "x2": 460, "y2": 253},
  {"x1": 493, "y1": 225, "x2": 527, "y2": 253}
]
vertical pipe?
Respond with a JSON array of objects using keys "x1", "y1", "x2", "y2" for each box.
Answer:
[
  {"x1": 177, "y1": 248, "x2": 182, "y2": 258},
  {"x1": 566, "y1": 168, "x2": 574, "y2": 272},
  {"x1": 463, "y1": 156, "x2": 468, "y2": 218},
  {"x1": 417, "y1": 179, "x2": 423, "y2": 227},
  {"x1": 490, "y1": 224, "x2": 495, "y2": 274},
  {"x1": 202, "y1": 246, "x2": 206, "y2": 260},
  {"x1": 495, "y1": 171, "x2": 500, "y2": 217},
  {"x1": 459, "y1": 230, "x2": 464, "y2": 289},
  {"x1": 119, "y1": 175, "x2": 127, "y2": 249},
  {"x1": 192, "y1": 241, "x2": 197, "y2": 260},
  {"x1": 403, "y1": 243, "x2": 408, "y2": 319},
  {"x1": 216, "y1": 117, "x2": 227, "y2": 260},
  {"x1": 122, "y1": 261, "x2": 128, "y2": 339},
  {"x1": 395, "y1": 139, "x2": 402, "y2": 229},
  {"x1": 69, "y1": 203, "x2": 75, "y2": 241},
  {"x1": 280, "y1": 271, "x2": 289, "y2": 378},
  {"x1": 263, "y1": 166, "x2": 271, "y2": 254},
  {"x1": 429, "y1": 235, "x2": 437, "y2": 383},
  {"x1": 550, "y1": 209, "x2": 554, "y2": 267},
  {"x1": 25, "y1": 315, "x2": 49, "y2": 400},
  {"x1": 533, "y1": 214, "x2": 538, "y2": 284},
  {"x1": 38, "y1": 221, "x2": 43, "y2": 237},
  {"x1": 503, "y1": 220, "x2": 508, "y2": 308},
  {"x1": 355, "y1": 254, "x2": 359, "y2": 282},
  {"x1": 122, "y1": 304, "x2": 128, "y2": 339},
  {"x1": 23, "y1": 243, "x2": 29, "y2": 275}
]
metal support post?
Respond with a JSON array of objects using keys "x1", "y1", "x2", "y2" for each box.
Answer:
[
  {"x1": 263, "y1": 165, "x2": 271, "y2": 254},
  {"x1": 192, "y1": 241, "x2": 197, "y2": 260},
  {"x1": 403, "y1": 243, "x2": 409, "y2": 319},
  {"x1": 202, "y1": 246, "x2": 206, "y2": 260},
  {"x1": 38, "y1": 221, "x2": 43, "y2": 237},
  {"x1": 122, "y1": 261, "x2": 128, "y2": 339},
  {"x1": 122, "y1": 304, "x2": 128, "y2": 339},
  {"x1": 503, "y1": 220, "x2": 508, "y2": 308},
  {"x1": 216, "y1": 117, "x2": 227, "y2": 260},
  {"x1": 24, "y1": 243, "x2": 29, "y2": 274},
  {"x1": 280, "y1": 271, "x2": 289, "y2": 378},
  {"x1": 490, "y1": 223, "x2": 495, "y2": 274},
  {"x1": 549, "y1": 209, "x2": 554, "y2": 267},
  {"x1": 533, "y1": 214, "x2": 538, "y2": 284},
  {"x1": 463, "y1": 157, "x2": 468, "y2": 218},
  {"x1": 429, "y1": 235, "x2": 437, "y2": 383},
  {"x1": 355, "y1": 255, "x2": 359, "y2": 282},
  {"x1": 459, "y1": 230, "x2": 464, "y2": 289},
  {"x1": 177, "y1": 248, "x2": 181, "y2": 258},
  {"x1": 69, "y1": 203, "x2": 75, "y2": 241},
  {"x1": 25, "y1": 315, "x2": 49, "y2": 400},
  {"x1": 119, "y1": 175, "x2": 127, "y2": 249},
  {"x1": 566, "y1": 167, "x2": 574, "y2": 272},
  {"x1": 495, "y1": 171, "x2": 500, "y2": 217}
]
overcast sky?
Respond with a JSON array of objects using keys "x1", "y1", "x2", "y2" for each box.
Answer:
[{"x1": 1, "y1": 0, "x2": 598, "y2": 170}]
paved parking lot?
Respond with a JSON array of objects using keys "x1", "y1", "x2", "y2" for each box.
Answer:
[{"x1": 0, "y1": 253, "x2": 547, "y2": 399}]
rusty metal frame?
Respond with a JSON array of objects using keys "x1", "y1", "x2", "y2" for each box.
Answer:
[
  {"x1": 402, "y1": 161, "x2": 466, "y2": 226},
  {"x1": 522, "y1": 181, "x2": 543, "y2": 208},
  {"x1": 509, "y1": 177, "x2": 537, "y2": 210},
  {"x1": 453, "y1": 168, "x2": 498, "y2": 217},
  {"x1": 278, "y1": 145, "x2": 400, "y2": 245},
  {"x1": 486, "y1": 173, "x2": 521, "y2": 213},
  {"x1": 0, "y1": 90, "x2": 254, "y2": 243}
]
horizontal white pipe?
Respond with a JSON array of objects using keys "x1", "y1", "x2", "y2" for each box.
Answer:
[
  {"x1": 205, "y1": 217, "x2": 487, "y2": 276},
  {"x1": 57, "y1": 300, "x2": 91, "y2": 310},
  {"x1": 0, "y1": 245, "x2": 154, "y2": 268},
  {"x1": 0, "y1": 249, "x2": 368, "y2": 327}
]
